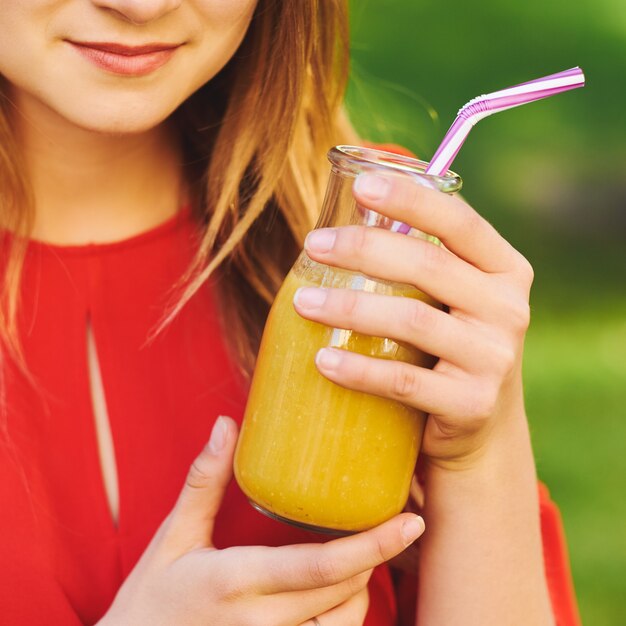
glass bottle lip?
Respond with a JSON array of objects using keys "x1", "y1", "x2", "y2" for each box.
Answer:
[{"x1": 327, "y1": 145, "x2": 463, "y2": 194}]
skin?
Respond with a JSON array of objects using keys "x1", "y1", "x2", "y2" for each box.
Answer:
[
  {"x1": 101, "y1": 416, "x2": 422, "y2": 626},
  {"x1": 0, "y1": 0, "x2": 258, "y2": 244},
  {"x1": 294, "y1": 173, "x2": 556, "y2": 624},
  {"x1": 0, "y1": 1, "x2": 424, "y2": 625},
  {"x1": 0, "y1": 1, "x2": 556, "y2": 624}
]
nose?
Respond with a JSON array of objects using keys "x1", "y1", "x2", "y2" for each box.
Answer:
[{"x1": 92, "y1": 0, "x2": 182, "y2": 25}]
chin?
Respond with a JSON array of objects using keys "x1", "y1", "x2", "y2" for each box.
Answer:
[
  {"x1": 51, "y1": 92, "x2": 183, "y2": 135},
  {"x1": 70, "y1": 111, "x2": 172, "y2": 136}
]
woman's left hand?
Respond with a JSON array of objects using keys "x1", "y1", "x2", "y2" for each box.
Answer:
[{"x1": 293, "y1": 172, "x2": 535, "y2": 471}]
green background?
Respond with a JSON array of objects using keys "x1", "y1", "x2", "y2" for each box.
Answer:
[{"x1": 347, "y1": 1, "x2": 626, "y2": 623}]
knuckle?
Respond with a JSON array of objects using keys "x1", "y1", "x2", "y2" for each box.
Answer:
[
  {"x1": 390, "y1": 364, "x2": 420, "y2": 400},
  {"x1": 185, "y1": 456, "x2": 211, "y2": 490},
  {"x1": 349, "y1": 225, "x2": 371, "y2": 260},
  {"x1": 349, "y1": 587, "x2": 370, "y2": 624},
  {"x1": 355, "y1": 569, "x2": 372, "y2": 590},
  {"x1": 493, "y1": 344, "x2": 517, "y2": 377},
  {"x1": 419, "y1": 239, "x2": 443, "y2": 274},
  {"x1": 350, "y1": 357, "x2": 370, "y2": 388},
  {"x1": 361, "y1": 585, "x2": 371, "y2": 612},
  {"x1": 372, "y1": 534, "x2": 390, "y2": 564},
  {"x1": 344, "y1": 572, "x2": 367, "y2": 596},
  {"x1": 516, "y1": 255, "x2": 535, "y2": 286},
  {"x1": 432, "y1": 418, "x2": 464, "y2": 440},
  {"x1": 211, "y1": 550, "x2": 246, "y2": 598},
  {"x1": 406, "y1": 299, "x2": 433, "y2": 335},
  {"x1": 213, "y1": 576, "x2": 232, "y2": 600},
  {"x1": 308, "y1": 556, "x2": 341, "y2": 587},
  {"x1": 508, "y1": 297, "x2": 531, "y2": 333},
  {"x1": 467, "y1": 382, "x2": 498, "y2": 421},
  {"x1": 340, "y1": 288, "x2": 361, "y2": 320},
  {"x1": 406, "y1": 180, "x2": 426, "y2": 214},
  {"x1": 215, "y1": 576, "x2": 240, "y2": 602},
  {"x1": 494, "y1": 281, "x2": 531, "y2": 334}
]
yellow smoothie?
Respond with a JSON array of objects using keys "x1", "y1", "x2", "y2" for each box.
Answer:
[{"x1": 234, "y1": 254, "x2": 439, "y2": 532}]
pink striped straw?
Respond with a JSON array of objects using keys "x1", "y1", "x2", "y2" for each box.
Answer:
[{"x1": 392, "y1": 67, "x2": 585, "y2": 234}]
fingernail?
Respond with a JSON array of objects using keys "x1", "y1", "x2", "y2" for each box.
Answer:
[
  {"x1": 315, "y1": 348, "x2": 343, "y2": 371},
  {"x1": 305, "y1": 228, "x2": 336, "y2": 253},
  {"x1": 354, "y1": 174, "x2": 390, "y2": 201},
  {"x1": 401, "y1": 516, "x2": 425, "y2": 545},
  {"x1": 208, "y1": 416, "x2": 228, "y2": 455},
  {"x1": 294, "y1": 287, "x2": 328, "y2": 310}
]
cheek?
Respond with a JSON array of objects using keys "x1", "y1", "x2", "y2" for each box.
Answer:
[
  {"x1": 0, "y1": 0, "x2": 55, "y2": 42},
  {"x1": 0, "y1": 3, "x2": 45, "y2": 87},
  {"x1": 195, "y1": 0, "x2": 259, "y2": 25},
  {"x1": 186, "y1": 0, "x2": 258, "y2": 86}
]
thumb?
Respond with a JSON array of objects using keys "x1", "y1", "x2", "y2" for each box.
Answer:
[{"x1": 163, "y1": 415, "x2": 238, "y2": 553}]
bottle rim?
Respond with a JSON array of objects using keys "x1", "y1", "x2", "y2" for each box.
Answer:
[{"x1": 328, "y1": 145, "x2": 463, "y2": 194}]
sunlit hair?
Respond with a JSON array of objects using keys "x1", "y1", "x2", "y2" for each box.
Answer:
[{"x1": 0, "y1": 0, "x2": 357, "y2": 394}]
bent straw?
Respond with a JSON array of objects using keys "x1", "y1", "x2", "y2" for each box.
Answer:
[
  {"x1": 392, "y1": 67, "x2": 585, "y2": 234},
  {"x1": 329, "y1": 68, "x2": 585, "y2": 348}
]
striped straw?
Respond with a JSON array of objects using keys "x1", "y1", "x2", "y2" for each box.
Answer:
[{"x1": 392, "y1": 67, "x2": 585, "y2": 234}]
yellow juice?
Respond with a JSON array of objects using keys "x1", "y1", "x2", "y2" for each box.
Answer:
[{"x1": 234, "y1": 255, "x2": 438, "y2": 532}]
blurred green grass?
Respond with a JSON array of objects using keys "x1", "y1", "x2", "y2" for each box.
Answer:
[{"x1": 347, "y1": 1, "x2": 626, "y2": 623}]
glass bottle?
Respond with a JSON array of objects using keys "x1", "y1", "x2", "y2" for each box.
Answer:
[{"x1": 234, "y1": 145, "x2": 462, "y2": 533}]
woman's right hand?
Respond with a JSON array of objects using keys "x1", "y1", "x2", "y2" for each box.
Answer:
[{"x1": 99, "y1": 416, "x2": 425, "y2": 626}]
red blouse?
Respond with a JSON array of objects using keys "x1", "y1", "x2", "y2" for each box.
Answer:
[{"x1": 0, "y1": 205, "x2": 580, "y2": 625}]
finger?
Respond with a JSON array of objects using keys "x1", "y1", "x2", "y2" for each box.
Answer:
[
  {"x1": 293, "y1": 287, "x2": 494, "y2": 372},
  {"x1": 314, "y1": 347, "x2": 471, "y2": 417},
  {"x1": 162, "y1": 415, "x2": 238, "y2": 553},
  {"x1": 352, "y1": 172, "x2": 530, "y2": 275},
  {"x1": 264, "y1": 570, "x2": 372, "y2": 625},
  {"x1": 304, "y1": 225, "x2": 493, "y2": 314},
  {"x1": 299, "y1": 585, "x2": 370, "y2": 626},
  {"x1": 256, "y1": 513, "x2": 424, "y2": 593}
]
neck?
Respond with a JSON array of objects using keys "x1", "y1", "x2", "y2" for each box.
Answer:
[{"x1": 9, "y1": 87, "x2": 187, "y2": 245}]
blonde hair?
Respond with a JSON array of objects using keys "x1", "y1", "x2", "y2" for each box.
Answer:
[{"x1": 0, "y1": 1, "x2": 357, "y2": 387}]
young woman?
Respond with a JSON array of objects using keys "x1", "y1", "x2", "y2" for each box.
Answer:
[{"x1": 0, "y1": 1, "x2": 580, "y2": 625}]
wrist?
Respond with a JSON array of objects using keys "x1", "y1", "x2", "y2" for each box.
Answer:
[
  {"x1": 422, "y1": 404, "x2": 534, "y2": 478},
  {"x1": 417, "y1": 401, "x2": 553, "y2": 626}
]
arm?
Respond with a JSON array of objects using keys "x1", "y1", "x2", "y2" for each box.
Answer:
[
  {"x1": 297, "y1": 172, "x2": 569, "y2": 624},
  {"x1": 418, "y1": 395, "x2": 553, "y2": 625}
]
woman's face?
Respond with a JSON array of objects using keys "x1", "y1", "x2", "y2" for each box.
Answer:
[{"x1": 0, "y1": 0, "x2": 258, "y2": 133}]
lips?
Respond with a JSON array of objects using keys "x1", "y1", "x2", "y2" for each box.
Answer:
[{"x1": 67, "y1": 40, "x2": 182, "y2": 76}]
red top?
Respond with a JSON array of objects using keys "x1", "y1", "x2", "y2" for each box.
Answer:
[{"x1": 0, "y1": 205, "x2": 580, "y2": 625}]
